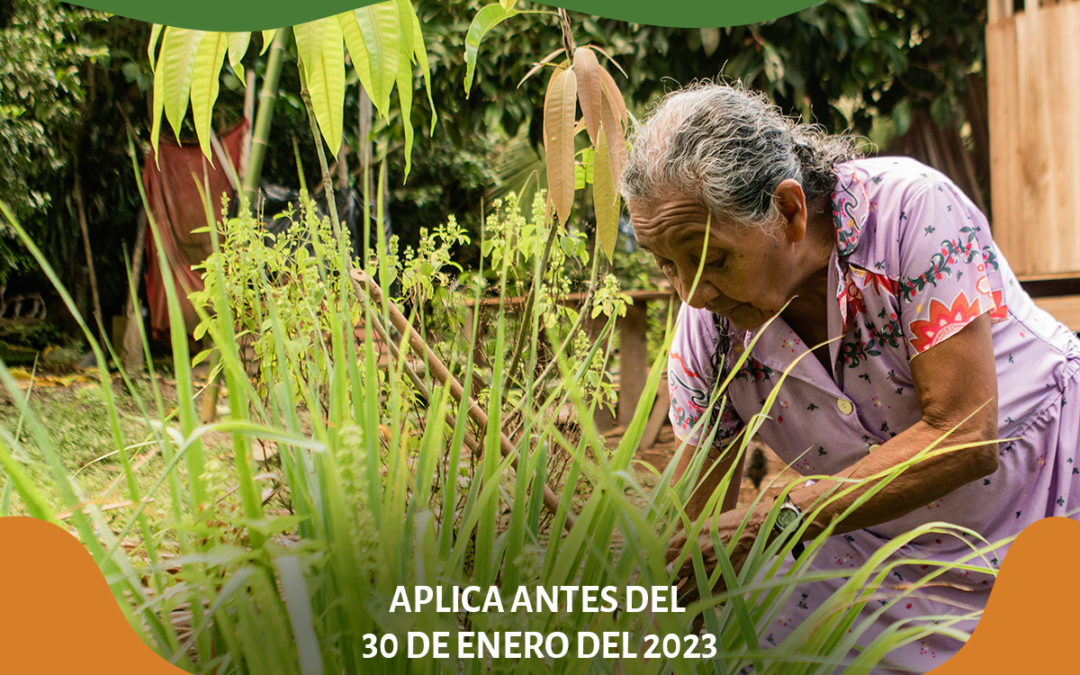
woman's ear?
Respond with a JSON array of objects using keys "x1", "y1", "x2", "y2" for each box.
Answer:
[{"x1": 774, "y1": 179, "x2": 808, "y2": 243}]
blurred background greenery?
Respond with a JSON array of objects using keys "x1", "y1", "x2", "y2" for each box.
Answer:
[{"x1": 0, "y1": 0, "x2": 987, "y2": 332}]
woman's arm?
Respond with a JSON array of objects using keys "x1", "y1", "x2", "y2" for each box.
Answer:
[
  {"x1": 671, "y1": 313, "x2": 999, "y2": 582},
  {"x1": 673, "y1": 442, "x2": 745, "y2": 520},
  {"x1": 764, "y1": 312, "x2": 999, "y2": 541}
]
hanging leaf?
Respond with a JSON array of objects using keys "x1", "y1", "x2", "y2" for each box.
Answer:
[
  {"x1": 762, "y1": 41, "x2": 785, "y2": 85},
  {"x1": 573, "y1": 47, "x2": 602, "y2": 146},
  {"x1": 338, "y1": 11, "x2": 373, "y2": 97},
  {"x1": 593, "y1": 123, "x2": 620, "y2": 263},
  {"x1": 294, "y1": 18, "x2": 346, "y2": 156},
  {"x1": 148, "y1": 24, "x2": 163, "y2": 72},
  {"x1": 150, "y1": 56, "x2": 165, "y2": 158},
  {"x1": 597, "y1": 67, "x2": 628, "y2": 183},
  {"x1": 391, "y1": 0, "x2": 417, "y2": 176},
  {"x1": 227, "y1": 32, "x2": 250, "y2": 81},
  {"x1": 407, "y1": 2, "x2": 436, "y2": 133},
  {"x1": 543, "y1": 64, "x2": 577, "y2": 227},
  {"x1": 355, "y1": 1, "x2": 401, "y2": 118},
  {"x1": 395, "y1": 39, "x2": 415, "y2": 178},
  {"x1": 190, "y1": 31, "x2": 228, "y2": 158},
  {"x1": 394, "y1": 0, "x2": 413, "y2": 57},
  {"x1": 464, "y1": 4, "x2": 518, "y2": 96},
  {"x1": 260, "y1": 29, "x2": 276, "y2": 55},
  {"x1": 574, "y1": 147, "x2": 594, "y2": 190},
  {"x1": 159, "y1": 27, "x2": 203, "y2": 144}
]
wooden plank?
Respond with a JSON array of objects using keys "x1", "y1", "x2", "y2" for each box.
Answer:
[
  {"x1": 637, "y1": 374, "x2": 670, "y2": 452},
  {"x1": 1033, "y1": 295, "x2": 1080, "y2": 331},
  {"x1": 1038, "y1": 4, "x2": 1073, "y2": 273},
  {"x1": 988, "y1": 0, "x2": 1012, "y2": 24},
  {"x1": 1015, "y1": 8, "x2": 1049, "y2": 275},
  {"x1": 987, "y1": 16, "x2": 1022, "y2": 270},
  {"x1": 1064, "y1": 5, "x2": 1080, "y2": 272},
  {"x1": 617, "y1": 302, "x2": 649, "y2": 428},
  {"x1": 989, "y1": 2, "x2": 1080, "y2": 277}
]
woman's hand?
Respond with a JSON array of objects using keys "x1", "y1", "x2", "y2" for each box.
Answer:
[{"x1": 666, "y1": 504, "x2": 770, "y2": 608}]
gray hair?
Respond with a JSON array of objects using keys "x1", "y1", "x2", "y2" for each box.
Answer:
[{"x1": 620, "y1": 82, "x2": 860, "y2": 228}]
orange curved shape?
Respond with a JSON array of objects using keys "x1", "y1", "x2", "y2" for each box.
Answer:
[
  {"x1": 930, "y1": 517, "x2": 1080, "y2": 673},
  {"x1": 0, "y1": 516, "x2": 189, "y2": 674},
  {"x1": 1, "y1": 515, "x2": 1078, "y2": 672}
]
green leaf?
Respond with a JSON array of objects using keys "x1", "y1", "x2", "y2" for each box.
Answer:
[
  {"x1": 338, "y1": 11, "x2": 373, "y2": 98},
  {"x1": 405, "y1": 0, "x2": 437, "y2": 133},
  {"x1": 395, "y1": 35, "x2": 415, "y2": 178},
  {"x1": 464, "y1": 4, "x2": 517, "y2": 96},
  {"x1": 260, "y1": 29, "x2": 276, "y2": 55},
  {"x1": 593, "y1": 123, "x2": 619, "y2": 263},
  {"x1": 543, "y1": 64, "x2": 577, "y2": 227},
  {"x1": 394, "y1": 0, "x2": 413, "y2": 58},
  {"x1": 892, "y1": 99, "x2": 912, "y2": 137},
  {"x1": 159, "y1": 27, "x2": 203, "y2": 144},
  {"x1": 294, "y1": 18, "x2": 346, "y2": 155},
  {"x1": 150, "y1": 51, "x2": 165, "y2": 155},
  {"x1": 843, "y1": 2, "x2": 871, "y2": 40},
  {"x1": 930, "y1": 95, "x2": 952, "y2": 128},
  {"x1": 147, "y1": 24, "x2": 163, "y2": 72},
  {"x1": 227, "y1": 32, "x2": 250, "y2": 81},
  {"x1": 190, "y1": 31, "x2": 228, "y2": 158},
  {"x1": 762, "y1": 41, "x2": 784, "y2": 84},
  {"x1": 354, "y1": 1, "x2": 401, "y2": 118}
]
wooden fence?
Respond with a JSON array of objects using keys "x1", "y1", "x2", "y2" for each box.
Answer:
[{"x1": 987, "y1": 0, "x2": 1080, "y2": 278}]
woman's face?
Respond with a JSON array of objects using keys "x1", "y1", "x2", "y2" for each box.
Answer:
[{"x1": 628, "y1": 193, "x2": 806, "y2": 331}]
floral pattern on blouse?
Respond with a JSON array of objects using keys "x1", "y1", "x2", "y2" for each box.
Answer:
[
  {"x1": 666, "y1": 156, "x2": 1079, "y2": 527},
  {"x1": 665, "y1": 156, "x2": 1080, "y2": 671}
]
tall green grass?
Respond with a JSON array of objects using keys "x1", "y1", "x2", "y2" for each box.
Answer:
[{"x1": 0, "y1": 185, "x2": 1006, "y2": 674}]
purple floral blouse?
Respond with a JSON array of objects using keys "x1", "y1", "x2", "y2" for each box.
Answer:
[{"x1": 667, "y1": 156, "x2": 1080, "y2": 668}]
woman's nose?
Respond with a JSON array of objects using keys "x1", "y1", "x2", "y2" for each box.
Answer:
[{"x1": 680, "y1": 273, "x2": 720, "y2": 309}]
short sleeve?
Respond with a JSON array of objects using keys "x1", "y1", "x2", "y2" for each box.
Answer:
[
  {"x1": 668, "y1": 303, "x2": 744, "y2": 447},
  {"x1": 895, "y1": 179, "x2": 1007, "y2": 360}
]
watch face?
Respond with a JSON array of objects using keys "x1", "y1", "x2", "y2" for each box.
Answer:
[{"x1": 776, "y1": 507, "x2": 798, "y2": 529}]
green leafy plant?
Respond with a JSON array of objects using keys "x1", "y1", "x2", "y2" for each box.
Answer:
[{"x1": 0, "y1": 187, "x2": 1002, "y2": 673}]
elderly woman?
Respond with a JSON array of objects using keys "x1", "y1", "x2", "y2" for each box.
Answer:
[{"x1": 620, "y1": 82, "x2": 1080, "y2": 670}]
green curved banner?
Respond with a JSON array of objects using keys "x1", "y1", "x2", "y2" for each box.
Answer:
[{"x1": 65, "y1": 0, "x2": 820, "y2": 30}]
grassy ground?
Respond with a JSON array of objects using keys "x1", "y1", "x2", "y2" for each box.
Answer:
[
  {"x1": 0, "y1": 363, "x2": 794, "y2": 527},
  {"x1": 0, "y1": 366, "x2": 238, "y2": 528}
]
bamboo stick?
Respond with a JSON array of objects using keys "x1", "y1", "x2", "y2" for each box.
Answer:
[
  {"x1": 241, "y1": 28, "x2": 290, "y2": 209},
  {"x1": 351, "y1": 268, "x2": 575, "y2": 531}
]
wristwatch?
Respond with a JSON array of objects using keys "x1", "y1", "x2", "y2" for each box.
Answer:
[{"x1": 774, "y1": 496, "x2": 806, "y2": 560}]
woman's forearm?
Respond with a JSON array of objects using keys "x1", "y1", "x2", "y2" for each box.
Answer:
[{"x1": 787, "y1": 415, "x2": 998, "y2": 540}]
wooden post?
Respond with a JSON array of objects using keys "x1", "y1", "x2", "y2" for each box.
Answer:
[{"x1": 617, "y1": 300, "x2": 649, "y2": 428}]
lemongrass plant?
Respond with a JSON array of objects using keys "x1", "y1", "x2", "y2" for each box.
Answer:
[{"x1": 0, "y1": 181, "x2": 1007, "y2": 674}]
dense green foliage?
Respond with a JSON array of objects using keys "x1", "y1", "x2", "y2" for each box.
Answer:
[
  {"x1": 0, "y1": 191, "x2": 997, "y2": 672},
  {"x1": 0, "y1": 0, "x2": 987, "y2": 326},
  {"x1": 0, "y1": 4, "x2": 1005, "y2": 670},
  {"x1": 0, "y1": 1, "x2": 105, "y2": 283}
]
